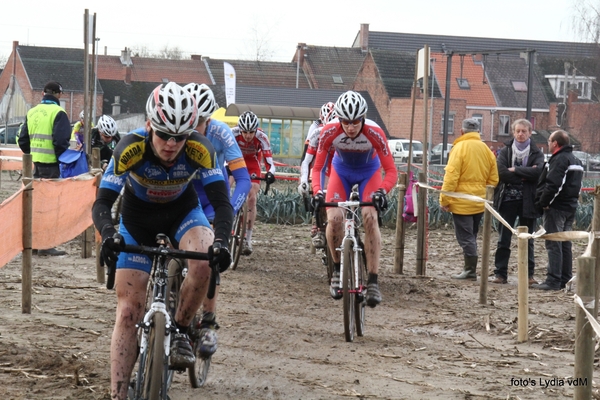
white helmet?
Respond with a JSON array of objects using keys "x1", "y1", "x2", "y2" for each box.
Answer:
[
  {"x1": 238, "y1": 111, "x2": 259, "y2": 132},
  {"x1": 319, "y1": 102, "x2": 334, "y2": 123},
  {"x1": 79, "y1": 110, "x2": 85, "y2": 120},
  {"x1": 146, "y1": 82, "x2": 198, "y2": 135},
  {"x1": 334, "y1": 91, "x2": 368, "y2": 121},
  {"x1": 97, "y1": 115, "x2": 118, "y2": 137},
  {"x1": 184, "y1": 83, "x2": 218, "y2": 119}
]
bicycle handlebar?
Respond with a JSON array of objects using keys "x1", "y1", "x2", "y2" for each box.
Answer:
[
  {"x1": 313, "y1": 199, "x2": 382, "y2": 228},
  {"x1": 250, "y1": 173, "x2": 272, "y2": 195},
  {"x1": 109, "y1": 239, "x2": 219, "y2": 299}
]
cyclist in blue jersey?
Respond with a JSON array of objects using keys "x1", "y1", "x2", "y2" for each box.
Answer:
[
  {"x1": 92, "y1": 82, "x2": 233, "y2": 400},
  {"x1": 185, "y1": 82, "x2": 251, "y2": 357}
]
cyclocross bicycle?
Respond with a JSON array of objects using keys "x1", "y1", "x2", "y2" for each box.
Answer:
[
  {"x1": 315, "y1": 187, "x2": 381, "y2": 342},
  {"x1": 229, "y1": 173, "x2": 271, "y2": 269},
  {"x1": 110, "y1": 234, "x2": 217, "y2": 400}
]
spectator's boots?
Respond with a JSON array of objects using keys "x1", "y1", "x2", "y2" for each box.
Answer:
[{"x1": 451, "y1": 256, "x2": 478, "y2": 280}]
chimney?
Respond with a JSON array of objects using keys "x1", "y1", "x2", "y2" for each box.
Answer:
[
  {"x1": 360, "y1": 23, "x2": 369, "y2": 52},
  {"x1": 124, "y1": 66, "x2": 131, "y2": 84},
  {"x1": 191, "y1": 55, "x2": 202, "y2": 60},
  {"x1": 120, "y1": 47, "x2": 132, "y2": 66},
  {"x1": 296, "y1": 43, "x2": 308, "y2": 68},
  {"x1": 112, "y1": 96, "x2": 121, "y2": 116}
]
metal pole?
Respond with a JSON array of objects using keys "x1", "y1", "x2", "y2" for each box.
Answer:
[
  {"x1": 525, "y1": 50, "x2": 535, "y2": 121},
  {"x1": 93, "y1": 37, "x2": 99, "y2": 122},
  {"x1": 442, "y1": 52, "x2": 453, "y2": 164}
]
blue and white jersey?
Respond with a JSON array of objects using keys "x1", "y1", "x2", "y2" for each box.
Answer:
[
  {"x1": 100, "y1": 127, "x2": 223, "y2": 203},
  {"x1": 192, "y1": 119, "x2": 251, "y2": 218}
]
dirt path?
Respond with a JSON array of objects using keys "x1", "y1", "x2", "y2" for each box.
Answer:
[{"x1": 0, "y1": 172, "x2": 595, "y2": 399}]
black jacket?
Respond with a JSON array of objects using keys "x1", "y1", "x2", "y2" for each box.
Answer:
[
  {"x1": 535, "y1": 145, "x2": 583, "y2": 212},
  {"x1": 493, "y1": 139, "x2": 544, "y2": 218}
]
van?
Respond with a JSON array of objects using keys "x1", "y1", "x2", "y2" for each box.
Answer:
[
  {"x1": 387, "y1": 139, "x2": 423, "y2": 163},
  {"x1": 430, "y1": 143, "x2": 454, "y2": 164}
]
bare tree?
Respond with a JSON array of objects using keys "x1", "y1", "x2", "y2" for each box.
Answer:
[
  {"x1": 129, "y1": 44, "x2": 183, "y2": 59},
  {"x1": 0, "y1": 54, "x2": 8, "y2": 69},
  {"x1": 156, "y1": 45, "x2": 183, "y2": 60},
  {"x1": 241, "y1": 20, "x2": 278, "y2": 61},
  {"x1": 572, "y1": 0, "x2": 600, "y2": 43}
]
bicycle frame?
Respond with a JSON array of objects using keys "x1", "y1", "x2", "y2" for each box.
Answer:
[{"x1": 121, "y1": 234, "x2": 213, "y2": 400}]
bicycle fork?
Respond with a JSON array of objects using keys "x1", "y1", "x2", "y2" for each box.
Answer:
[
  {"x1": 336, "y1": 219, "x2": 364, "y2": 295},
  {"x1": 137, "y1": 303, "x2": 174, "y2": 358}
]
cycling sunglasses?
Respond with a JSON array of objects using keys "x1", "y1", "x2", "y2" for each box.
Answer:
[{"x1": 154, "y1": 130, "x2": 189, "y2": 143}]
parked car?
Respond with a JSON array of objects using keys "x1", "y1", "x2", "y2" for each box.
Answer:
[
  {"x1": 572, "y1": 151, "x2": 591, "y2": 167},
  {"x1": 589, "y1": 154, "x2": 600, "y2": 171},
  {"x1": 0, "y1": 123, "x2": 22, "y2": 145},
  {"x1": 388, "y1": 139, "x2": 423, "y2": 163},
  {"x1": 430, "y1": 143, "x2": 453, "y2": 164}
]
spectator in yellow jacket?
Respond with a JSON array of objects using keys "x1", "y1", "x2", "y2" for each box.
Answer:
[{"x1": 440, "y1": 118, "x2": 499, "y2": 280}]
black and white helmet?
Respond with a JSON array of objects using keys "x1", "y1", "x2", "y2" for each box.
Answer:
[
  {"x1": 319, "y1": 102, "x2": 335, "y2": 123},
  {"x1": 146, "y1": 82, "x2": 198, "y2": 135},
  {"x1": 184, "y1": 83, "x2": 218, "y2": 119},
  {"x1": 334, "y1": 91, "x2": 368, "y2": 121},
  {"x1": 97, "y1": 115, "x2": 118, "y2": 137},
  {"x1": 79, "y1": 110, "x2": 85, "y2": 120},
  {"x1": 238, "y1": 111, "x2": 259, "y2": 132}
]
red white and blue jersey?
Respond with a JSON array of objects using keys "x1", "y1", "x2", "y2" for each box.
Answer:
[{"x1": 311, "y1": 119, "x2": 397, "y2": 195}]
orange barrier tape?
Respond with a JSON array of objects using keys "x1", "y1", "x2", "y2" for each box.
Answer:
[
  {"x1": 0, "y1": 174, "x2": 98, "y2": 267},
  {"x1": 0, "y1": 188, "x2": 24, "y2": 267}
]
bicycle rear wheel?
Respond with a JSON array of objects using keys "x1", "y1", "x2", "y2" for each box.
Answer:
[
  {"x1": 230, "y1": 202, "x2": 247, "y2": 270},
  {"x1": 355, "y1": 240, "x2": 367, "y2": 337},
  {"x1": 189, "y1": 314, "x2": 211, "y2": 388},
  {"x1": 324, "y1": 243, "x2": 334, "y2": 283},
  {"x1": 342, "y1": 240, "x2": 356, "y2": 342},
  {"x1": 136, "y1": 312, "x2": 167, "y2": 400}
]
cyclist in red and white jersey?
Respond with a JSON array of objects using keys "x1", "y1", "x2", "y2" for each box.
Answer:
[
  {"x1": 298, "y1": 101, "x2": 335, "y2": 248},
  {"x1": 232, "y1": 111, "x2": 276, "y2": 255},
  {"x1": 311, "y1": 91, "x2": 397, "y2": 307}
]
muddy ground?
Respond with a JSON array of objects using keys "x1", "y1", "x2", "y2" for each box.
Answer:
[{"x1": 0, "y1": 172, "x2": 597, "y2": 399}]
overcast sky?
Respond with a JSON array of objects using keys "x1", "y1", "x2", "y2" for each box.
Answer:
[{"x1": 0, "y1": 0, "x2": 585, "y2": 63}]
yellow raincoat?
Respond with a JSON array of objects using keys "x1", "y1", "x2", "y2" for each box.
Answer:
[{"x1": 439, "y1": 131, "x2": 499, "y2": 215}]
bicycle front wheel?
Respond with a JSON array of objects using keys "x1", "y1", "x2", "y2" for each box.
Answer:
[
  {"x1": 342, "y1": 240, "x2": 356, "y2": 342},
  {"x1": 230, "y1": 202, "x2": 247, "y2": 270},
  {"x1": 355, "y1": 240, "x2": 367, "y2": 337},
  {"x1": 137, "y1": 312, "x2": 167, "y2": 400}
]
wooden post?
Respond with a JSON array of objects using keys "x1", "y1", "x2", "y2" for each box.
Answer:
[
  {"x1": 479, "y1": 186, "x2": 494, "y2": 305},
  {"x1": 517, "y1": 226, "x2": 529, "y2": 343},
  {"x1": 574, "y1": 256, "x2": 595, "y2": 400},
  {"x1": 591, "y1": 185, "x2": 600, "y2": 317},
  {"x1": 416, "y1": 171, "x2": 427, "y2": 275},
  {"x1": 22, "y1": 154, "x2": 33, "y2": 314},
  {"x1": 89, "y1": 148, "x2": 105, "y2": 283},
  {"x1": 393, "y1": 171, "x2": 407, "y2": 274}
]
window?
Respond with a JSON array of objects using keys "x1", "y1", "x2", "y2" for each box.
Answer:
[
  {"x1": 440, "y1": 113, "x2": 455, "y2": 135},
  {"x1": 512, "y1": 81, "x2": 527, "y2": 92},
  {"x1": 472, "y1": 114, "x2": 483, "y2": 134},
  {"x1": 558, "y1": 81, "x2": 565, "y2": 97},
  {"x1": 332, "y1": 74, "x2": 343, "y2": 84},
  {"x1": 499, "y1": 115, "x2": 510, "y2": 136},
  {"x1": 456, "y1": 78, "x2": 470, "y2": 89}
]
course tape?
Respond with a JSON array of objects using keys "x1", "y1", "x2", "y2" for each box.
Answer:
[
  {"x1": 574, "y1": 295, "x2": 600, "y2": 339},
  {"x1": 415, "y1": 182, "x2": 595, "y2": 257}
]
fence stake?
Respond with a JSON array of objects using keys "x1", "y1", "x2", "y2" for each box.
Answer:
[
  {"x1": 479, "y1": 186, "x2": 494, "y2": 305},
  {"x1": 393, "y1": 171, "x2": 407, "y2": 274},
  {"x1": 416, "y1": 171, "x2": 427, "y2": 275},
  {"x1": 574, "y1": 256, "x2": 595, "y2": 400},
  {"x1": 517, "y1": 226, "x2": 528, "y2": 343},
  {"x1": 22, "y1": 154, "x2": 33, "y2": 314},
  {"x1": 592, "y1": 185, "x2": 600, "y2": 318}
]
